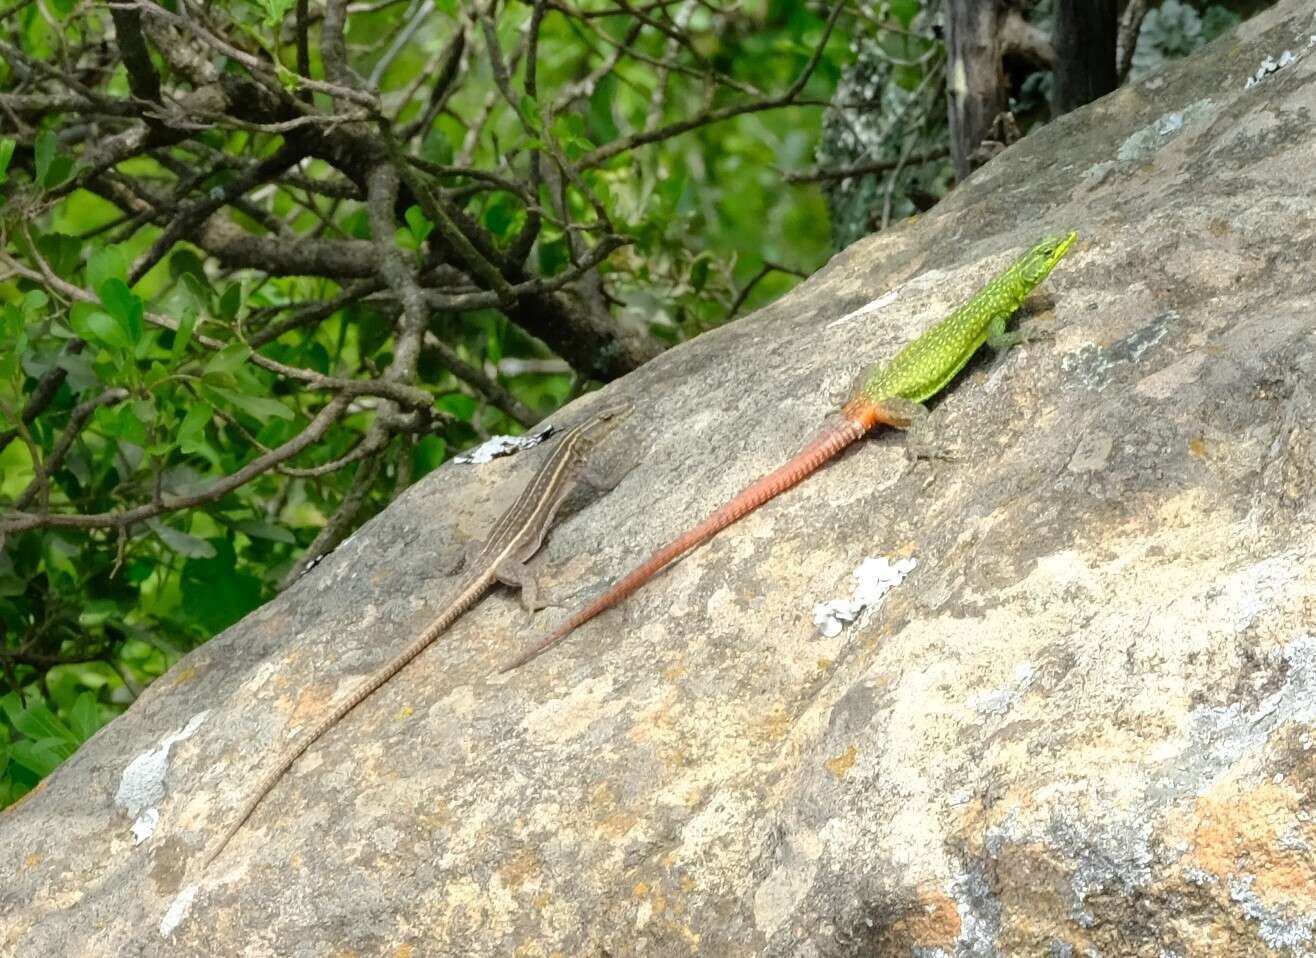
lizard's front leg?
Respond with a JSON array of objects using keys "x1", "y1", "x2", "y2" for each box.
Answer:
[{"x1": 872, "y1": 398, "x2": 956, "y2": 462}]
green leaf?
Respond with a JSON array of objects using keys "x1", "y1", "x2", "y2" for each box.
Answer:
[
  {"x1": 891, "y1": 0, "x2": 919, "y2": 28},
  {"x1": 34, "y1": 130, "x2": 56, "y2": 184},
  {"x1": 404, "y1": 205, "x2": 434, "y2": 244},
  {"x1": 7, "y1": 697, "x2": 75, "y2": 745},
  {"x1": 77, "y1": 599, "x2": 120, "y2": 627},
  {"x1": 36, "y1": 136, "x2": 73, "y2": 189},
  {"x1": 177, "y1": 402, "x2": 220, "y2": 466},
  {"x1": 0, "y1": 138, "x2": 14, "y2": 185},
  {"x1": 70, "y1": 303, "x2": 130, "y2": 350},
  {"x1": 519, "y1": 93, "x2": 541, "y2": 130},
  {"x1": 181, "y1": 539, "x2": 263, "y2": 633},
  {"x1": 9, "y1": 739, "x2": 70, "y2": 777},
  {"x1": 205, "y1": 385, "x2": 293, "y2": 422},
  {"x1": 412, "y1": 435, "x2": 447, "y2": 477},
  {"x1": 1201, "y1": 6, "x2": 1241, "y2": 42},
  {"x1": 147, "y1": 518, "x2": 217, "y2": 558},
  {"x1": 217, "y1": 283, "x2": 242, "y2": 321},
  {"x1": 55, "y1": 350, "x2": 100, "y2": 393},
  {"x1": 169, "y1": 249, "x2": 208, "y2": 286},
  {"x1": 588, "y1": 74, "x2": 620, "y2": 143},
  {"x1": 112, "y1": 404, "x2": 149, "y2": 444},
  {"x1": 483, "y1": 192, "x2": 521, "y2": 239},
  {"x1": 87, "y1": 246, "x2": 128, "y2": 293},
  {"x1": 21, "y1": 289, "x2": 48, "y2": 317},
  {"x1": 177, "y1": 401, "x2": 212, "y2": 441},
  {"x1": 69, "y1": 692, "x2": 101, "y2": 743},
  {"x1": 231, "y1": 518, "x2": 296, "y2": 544},
  {"x1": 202, "y1": 343, "x2": 251, "y2": 377},
  {"x1": 171, "y1": 305, "x2": 198, "y2": 362},
  {"x1": 690, "y1": 254, "x2": 711, "y2": 292},
  {"x1": 131, "y1": 399, "x2": 157, "y2": 425},
  {"x1": 99, "y1": 279, "x2": 144, "y2": 342},
  {"x1": 538, "y1": 232, "x2": 569, "y2": 276},
  {"x1": 555, "y1": 112, "x2": 585, "y2": 139},
  {"x1": 257, "y1": 0, "x2": 296, "y2": 25},
  {"x1": 420, "y1": 128, "x2": 453, "y2": 165},
  {"x1": 35, "y1": 231, "x2": 81, "y2": 276}
]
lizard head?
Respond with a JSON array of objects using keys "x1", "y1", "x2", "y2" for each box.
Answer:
[
  {"x1": 1019, "y1": 231, "x2": 1078, "y2": 285},
  {"x1": 581, "y1": 400, "x2": 633, "y2": 441}
]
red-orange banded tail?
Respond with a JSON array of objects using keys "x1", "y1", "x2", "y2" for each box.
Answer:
[{"x1": 499, "y1": 413, "x2": 872, "y2": 672}]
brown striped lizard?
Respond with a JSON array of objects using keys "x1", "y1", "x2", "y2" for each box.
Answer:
[
  {"x1": 202, "y1": 402, "x2": 631, "y2": 866},
  {"x1": 500, "y1": 232, "x2": 1078, "y2": 672}
]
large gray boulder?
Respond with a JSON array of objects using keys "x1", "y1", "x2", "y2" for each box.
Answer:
[{"x1": 5, "y1": 2, "x2": 1316, "y2": 954}]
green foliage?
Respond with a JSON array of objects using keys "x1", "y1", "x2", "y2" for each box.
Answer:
[
  {"x1": 0, "y1": 139, "x2": 15, "y2": 187},
  {"x1": 1, "y1": 689, "x2": 104, "y2": 805},
  {"x1": 1132, "y1": 1, "x2": 1244, "y2": 78}
]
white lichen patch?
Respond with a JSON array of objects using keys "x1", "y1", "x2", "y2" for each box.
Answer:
[
  {"x1": 115, "y1": 711, "x2": 209, "y2": 842},
  {"x1": 1245, "y1": 50, "x2": 1297, "y2": 89},
  {"x1": 967, "y1": 663, "x2": 1038, "y2": 717},
  {"x1": 1116, "y1": 100, "x2": 1215, "y2": 164},
  {"x1": 1229, "y1": 872, "x2": 1316, "y2": 950},
  {"x1": 159, "y1": 884, "x2": 198, "y2": 938},
  {"x1": 752, "y1": 836, "x2": 822, "y2": 937},
  {"x1": 453, "y1": 425, "x2": 553, "y2": 465},
  {"x1": 1211, "y1": 554, "x2": 1301, "y2": 634},
  {"x1": 520, "y1": 673, "x2": 621, "y2": 745},
  {"x1": 812, "y1": 555, "x2": 917, "y2": 637}
]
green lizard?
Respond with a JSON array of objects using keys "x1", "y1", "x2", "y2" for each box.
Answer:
[
  {"x1": 203, "y1": 402, "x2": 630, "y2": 866},
  {"x1": 500, "y1": 232, "x2": 1077, "y2": 672}
]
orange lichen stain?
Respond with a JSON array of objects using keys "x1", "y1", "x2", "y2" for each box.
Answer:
[
  {"x1": 590, "y1": 782, "x2": 638, "y2": 838},
  {"x1": 169, "y1": 666, "x2": 199, "y2": 687},
  {"x1": 499, "y1": 847, "x2": 543, "y2": 891},
  {"x1": 680, "y1": 874, "x2": 696, "y2": 893},
  {"x1": 532, "y1": 893, "x2": 551, "y2": 910},
  {"x1": 392, "y1": 945, "x2": 414, "y2": 958},
  {"x1": 633, "y1": 882, "x2": 650, "y2": 897},
  {"x1": 825, "y1": 744, "x2": 858, "y2": 779},
  {"x1": 749, "y1": 708, "x2": 792, "y2": 744},
  {"x1": 519, "y1": 949, "x2": 561, "y2": 958},
  {"x1": 655, "y1": 741, "x2": 694, "y2": 772},
  {"x1": 1177, "y1": 780, "x2": 1316, "y2": 905},
  {"x1": 678, "y1": 782, "x2": 706, "y2": 810},
  {"x1": 816, "y1": 657, "x2": 833, "y2": 670},
  {"x1": 24, "y1": 853, "x2": 40, "y2": 868},
  {"x1": 888, "y1": 890, "x2": 962, "y2": 947},
  {"x1": 1188, "y1": 436, "x2": 1209, "y2": 458},
  {"x1": 662, "y1": 662, "x2": 687, "y2": 682}
]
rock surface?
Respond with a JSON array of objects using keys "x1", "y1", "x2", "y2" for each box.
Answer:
[{"x1": 6, "y1": 2, "x2": 1316, "y2": 955}]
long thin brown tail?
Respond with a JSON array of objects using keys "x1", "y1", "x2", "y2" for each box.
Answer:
[
  {"x1": 203, "y1": 574, "x2": 491, "y2": 867},
  {"x1": 500, "y1": 419, "x2": 868, "y2": 672}
]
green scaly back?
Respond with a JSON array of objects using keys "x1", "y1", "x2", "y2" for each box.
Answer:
[{"x1": 859, "y1": 231, "x2": 1077, "y2": 405}]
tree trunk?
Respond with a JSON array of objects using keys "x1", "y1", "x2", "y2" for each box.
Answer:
[
  {"x1": 1054, "y1": 0, "x2": 1119, "y2": 114},
  {"x1": 945, "y1": 0, "x2": 1007, "y2": 181}
]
